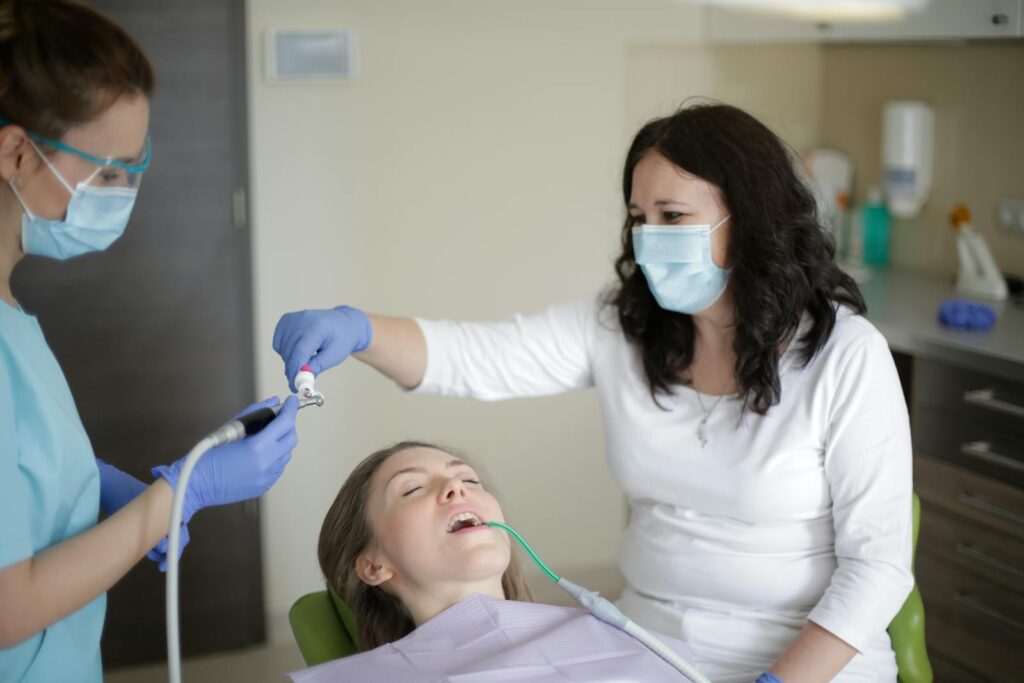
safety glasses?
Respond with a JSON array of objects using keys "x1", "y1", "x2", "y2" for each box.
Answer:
[{"x1": 0, "y1": 117, "x2": 151, "y2": 189}]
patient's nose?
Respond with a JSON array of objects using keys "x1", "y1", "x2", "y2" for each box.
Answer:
[{"x1": 440, "y1": 477, "x2": 468, "y2": 501}]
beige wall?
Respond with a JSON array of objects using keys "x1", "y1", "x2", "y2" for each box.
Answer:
[
  {"x1": 821, "y1": 43, "x2": 1024, "y2": 275},
  {"x1": 246, "y1": 0, "x2": 824, "y2": 638},
  {"x1": 248, "y1": 0, "x2": 697, "y2": 636},
  {"x1": 626, "y1": 43, "x2": 823, "y2": 153}
]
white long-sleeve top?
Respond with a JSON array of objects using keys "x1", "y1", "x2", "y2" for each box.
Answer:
[{"x1": 413, "y1": 293, "x2": 913, "y2": 680}]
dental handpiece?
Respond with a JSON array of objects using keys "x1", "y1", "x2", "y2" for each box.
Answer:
[
  {"x1": 203, "y1": 367, "x2": 325, "y2": 444},
  {"x1": 232, "y1": 395, "x2": 324, "y2": 437},
  {"x1": 167, "y1": 389, "x2": 325, "y2": 683},
  {"x1": 207, "y1": 394, "x2": 325, "y2": 445}
]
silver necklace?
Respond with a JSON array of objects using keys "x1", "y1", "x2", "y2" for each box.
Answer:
[{"x1": 695, "y1": 390, "x2": 730, "y2": 449}]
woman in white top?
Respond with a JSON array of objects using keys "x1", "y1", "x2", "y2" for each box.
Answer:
[{"x1": 273, "y1": 103, "x2": 913, "y2": 683}]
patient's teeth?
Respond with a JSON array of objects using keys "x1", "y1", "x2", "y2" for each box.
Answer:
[{"x1": 448, "y1": 512, "x2": 484, "y2": 532}]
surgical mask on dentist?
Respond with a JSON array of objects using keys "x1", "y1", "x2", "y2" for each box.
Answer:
[
  {"x1": 8, "y1": 139, "x2": 138, "y2": 260},
  {"x1": 632, "y1": 214, "x2": 731, "y2": 314}
]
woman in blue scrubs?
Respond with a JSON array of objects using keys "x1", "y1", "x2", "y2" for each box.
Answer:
[{"x1": 0, "y1": 2, "x2": 297, "y2": 681}]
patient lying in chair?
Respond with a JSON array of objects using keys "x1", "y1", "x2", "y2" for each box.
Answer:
[{"x1": 288, "y1": 441, "x2": 698, "y2": 682}]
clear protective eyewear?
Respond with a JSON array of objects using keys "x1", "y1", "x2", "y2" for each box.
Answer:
[{"x1": 0, "y1": 117, "x2": 151, "y2": 189}]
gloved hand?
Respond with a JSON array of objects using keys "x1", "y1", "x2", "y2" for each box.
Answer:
[
  {"x1": 97, "y1": 458, "x2": 190, "y2": 572},
  {"x1": 272, "y1": 305, "x2": 372, "y2": 392},
  {"x1": 755, "y1": 672, "x2": 784, "y2": 683},
  {"x1": 152, "y1": 395, "x2": 299, "y2": 524}
]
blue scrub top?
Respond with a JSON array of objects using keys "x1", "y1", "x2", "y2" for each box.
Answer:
[{"x1": 0, "y1": 301, "x2": 104, "y2": 683}]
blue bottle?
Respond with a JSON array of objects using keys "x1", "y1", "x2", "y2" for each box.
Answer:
[{"x1": 862, "y1": 186, "x2": 890, "y2": 267}]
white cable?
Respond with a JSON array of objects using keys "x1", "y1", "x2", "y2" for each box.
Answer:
[
  {"x1": 166, "y1": 423, "x2": 244, "y2": 683},
  {"x1": 623, "y1": 620, "x2": 712, "y2": 683},
  {"x1": 557, "y1": 577, "x2": 709, "y2": 683}
]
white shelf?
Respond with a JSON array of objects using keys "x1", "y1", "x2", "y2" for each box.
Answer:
[{"x1": 706, "y1": 0, "x2": 1022, "y2": 43}]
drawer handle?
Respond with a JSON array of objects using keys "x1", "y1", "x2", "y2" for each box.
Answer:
[
  {"x1": 955, "y1": 543, "x2": 1024, "y2": 578},
  {"x1": 960, "y1": 441, "x2": 1024, "y2": 474},
  {"x1": 954, "y1": 592, "x2": 1024, "y2": 630},
  {"x1": 963, "y1": 388, "x2": 1024, "y2": 419},
  {"x1": 958, "y1": 493, "x2": 1024, "y2": 528}
]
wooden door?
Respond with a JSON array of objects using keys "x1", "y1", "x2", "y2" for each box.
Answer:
[{"x1": 11, "y1": 0, "x2": 262, "y2": 667}]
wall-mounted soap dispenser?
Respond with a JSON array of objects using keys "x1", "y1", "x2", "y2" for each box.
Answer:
[{"x1": 882, "y1": 100, "x2": 934, "y2": 219}]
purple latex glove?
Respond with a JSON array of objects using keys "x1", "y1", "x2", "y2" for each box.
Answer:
[
  {"x1": 756, "y1": 673, "x2": 784, "y2": 683},
  {"x1": 96, "y1": 458, "x2": 190, "y2": 572},
  {"x1": 272, "y1": 305, "x2": 372, "y2": 392},
  {"x1": 152, "y1": 396, "x2": 298, "y2": 524}
]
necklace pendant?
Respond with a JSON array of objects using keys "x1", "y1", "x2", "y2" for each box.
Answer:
[{"x1": 697, "y1": 417, "x2": 708, "y2": 449}]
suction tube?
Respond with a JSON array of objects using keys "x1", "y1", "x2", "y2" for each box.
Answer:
[{"x1": 486, "y1": 521, "x2": 710, "y2": 683}]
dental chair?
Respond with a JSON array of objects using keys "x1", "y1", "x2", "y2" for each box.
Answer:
[
  {"x1": 290, "y1": 495, "x2": 933, "y2": 682},
  {"x1": 289, "y1": 587, "x2": 359, "y2": 665}
]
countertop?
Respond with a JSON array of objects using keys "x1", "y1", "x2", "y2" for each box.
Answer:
[{"x1": 859, "y1": 269, "x2": 1024, "y2": 383}]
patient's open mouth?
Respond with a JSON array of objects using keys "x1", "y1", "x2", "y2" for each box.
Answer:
[{"x1": 447, "y1": 511, "x2": 485, "y2": 533}]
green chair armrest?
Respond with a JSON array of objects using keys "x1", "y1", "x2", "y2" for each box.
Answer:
[
  {"x1": 889, "y1": 583, "x2": 933, "y2": 683},
  {"x1": 887, "y1": 492, "x2": 933, "y2": 683}
]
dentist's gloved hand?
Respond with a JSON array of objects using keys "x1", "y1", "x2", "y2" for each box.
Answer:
[
  {"x1": 273, "y1": 305, "x2": 372, "y2": 392},
  {"x1": 97, "y1": 458, "x2": 190, "y2": 572},
  {"x1": 152, "y1": 396, "x2": 299, "y2": 524},
  {"x1": 755, "y1": 672, "x2": 784, "y2": 683}
]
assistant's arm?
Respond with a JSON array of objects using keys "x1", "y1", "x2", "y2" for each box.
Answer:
[
  {"x1": 769, "y1": 330, "x2": 914, "y2": 682},
  {"x1": 358, "y1": 314, "x2": 427, "y2": 390},
  {"x1": 275, "y1": 295, "x2": 600, "y2": 400}
]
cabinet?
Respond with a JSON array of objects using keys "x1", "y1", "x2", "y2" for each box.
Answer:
[
  {"x1": 707, "y1": 0, "x2": 1022, "y2": 43},
  {"x1": 910, "y1": 358, "x2": 1024, "y2": 683}
]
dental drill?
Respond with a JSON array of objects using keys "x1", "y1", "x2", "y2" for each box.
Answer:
[
  {"x1": 487, "y1": 521, "x2": 711, "y2": 683},
  {"x1": 165, "y1": 387, "x2": 325, "y2": 683}
]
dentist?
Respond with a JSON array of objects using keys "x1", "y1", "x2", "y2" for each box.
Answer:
[
  {"x1": 0, "y1": 2, "x2": 297, "y2": 680},
  {"x1": 274, "y1": 103, "x2": 913, "y2": 683}
]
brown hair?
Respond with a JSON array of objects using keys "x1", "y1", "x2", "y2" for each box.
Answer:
[
  {"x1": 318, "y1": 441, "x2": 533, "y2": 652},
  {"x1": 0, "y1": 0, "x2": 154, "y2": 138}
]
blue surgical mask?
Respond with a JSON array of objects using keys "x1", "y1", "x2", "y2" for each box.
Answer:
[
  {"x1": 8, "y1": 139, "x2": 138, "y2": 260},
  {"x1": 632, "y1": 214, "x2": 731, "y2": 314}
]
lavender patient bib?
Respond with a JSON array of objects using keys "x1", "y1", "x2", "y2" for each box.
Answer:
[{"x1": 288, "y1": 593, "x2": 700, "y2": 682}]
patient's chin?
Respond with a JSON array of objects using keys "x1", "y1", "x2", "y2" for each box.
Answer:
[{"x1": 448, "y1": 542, "x2": 509, "y2": 582}]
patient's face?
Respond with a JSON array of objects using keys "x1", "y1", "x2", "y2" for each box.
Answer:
[{"x1": 364, "y1": 447, "x2": 511, "y2": 593}]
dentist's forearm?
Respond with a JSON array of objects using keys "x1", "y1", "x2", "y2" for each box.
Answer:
[
  {"x1": 0, "y1": 480, "x2": 173, "y2": 648},
  {"x1": 356, "y1": 314, "x2": 427, "y2": 390},
  {"x1": 768, "y1": 621, "x2": 857, "y2": 683}
]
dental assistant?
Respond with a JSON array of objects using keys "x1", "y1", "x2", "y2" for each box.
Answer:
[
  {"x1": 0, "y1": 2, "x2": 297, "y2": 681},
  {"x1": 274, "y1": 103, "x2": 913, "y2": 683}
]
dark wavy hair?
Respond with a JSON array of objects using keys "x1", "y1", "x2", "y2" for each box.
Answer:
[{"x1": 610, "y1": 103, "x2": 865, "y2": 414}]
